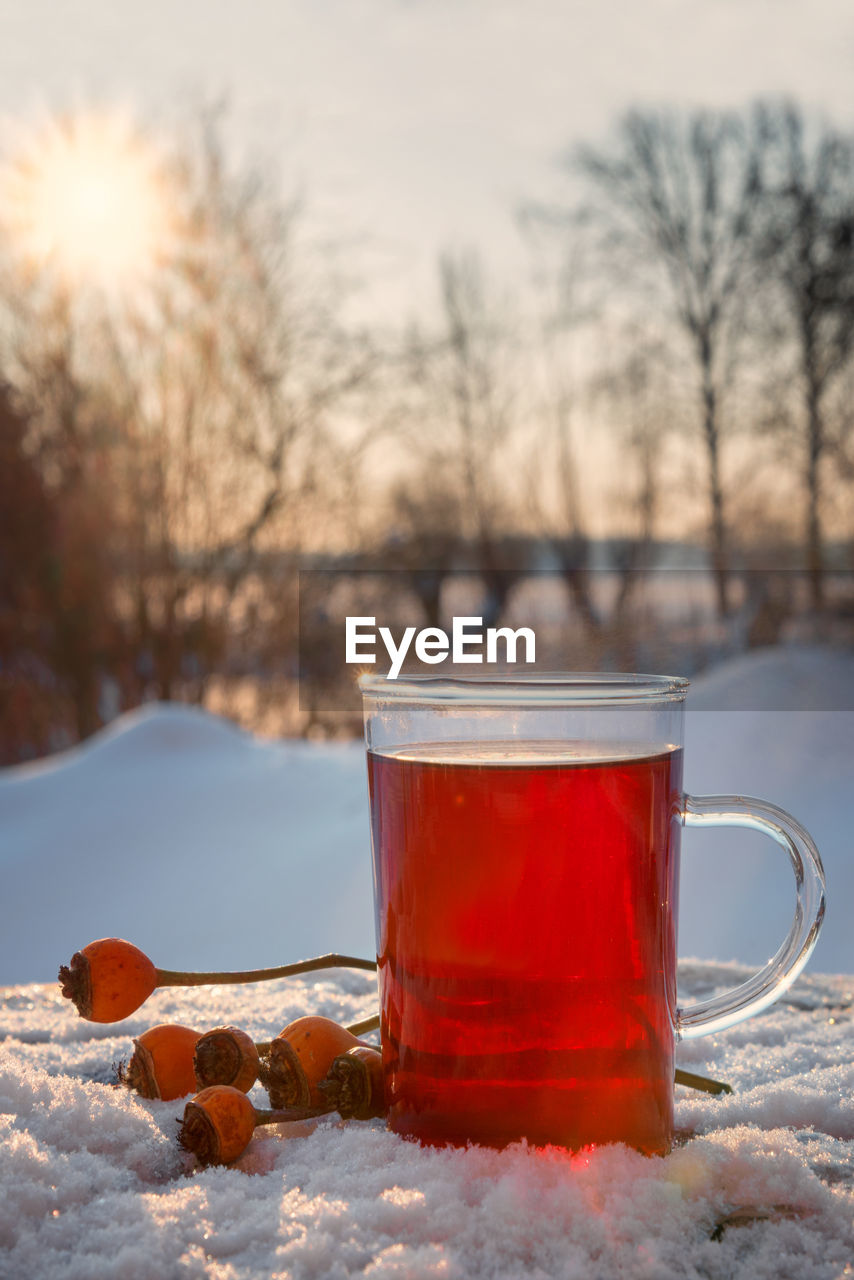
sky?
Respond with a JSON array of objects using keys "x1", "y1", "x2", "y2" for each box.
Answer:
[{"x1": 1, "y1": 0, "x2": 854, "y2": 321}]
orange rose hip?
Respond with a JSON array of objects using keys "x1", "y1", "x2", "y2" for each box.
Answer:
[
  {"x1": 179, "y1": 1085, "x2": 327, "y2": 1166},
  {"x1": 59, "y1": 938, "x2": 157, "y2": 1023},
  {"x1": 119, "y1": 1023, "x2": 203, "y2": 1100},
  {"x1": 193, "y1": 1026, "x2": 261, "y2": 1092},
  {"x1": 267, "y1": 1016, "x2": 362, "y2": 1109}
]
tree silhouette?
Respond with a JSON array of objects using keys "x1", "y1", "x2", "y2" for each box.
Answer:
[
  {"x1": 575, "y1": 108, "x2": 766, "y2": 616},
  {"x1": 0, "y1": 105, "x2": 380, "y2": 748},
  {"x1": 755, "y1": 102, "x2": 854, "y2": 611},
  {"x1": 395, "y1": 250, "x2": 523, "y2": 628}
]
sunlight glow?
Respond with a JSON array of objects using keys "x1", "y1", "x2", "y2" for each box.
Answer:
[{"x1": 2, "y1": 110, "x2": 170, "y2": 293}]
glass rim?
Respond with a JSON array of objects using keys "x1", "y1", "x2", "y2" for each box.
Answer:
[{"x1": 358, "y1": 671, "x2": 690, "y2": 706}]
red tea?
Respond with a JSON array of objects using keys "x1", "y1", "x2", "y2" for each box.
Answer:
[{"x1": 367, "y1": 741, "x2": 683, "y2": 1153}]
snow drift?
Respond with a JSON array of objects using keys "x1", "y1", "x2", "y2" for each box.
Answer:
[{"x1": 1, "y1": 644, "x2": 852, "y2": 982}]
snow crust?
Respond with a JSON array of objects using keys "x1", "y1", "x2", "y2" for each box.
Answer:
[{"x1": 1, "y1": 965, "x2": 852, "y2": 1280}]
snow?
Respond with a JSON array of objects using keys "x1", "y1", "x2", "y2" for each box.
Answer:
[
  {"x1": 1, "y1": 644, "x2": 852, "y2": 982},
  {"x1": 0, "y1": 705, "x2": 376, "y2": 985},
  {"x1": 1, "y1": 965, "x2": 852, "y2": 1279},
  {"x1": 0, "y1": 645, "x2": 852, "y2": 1278},
  {"x1": 681, "y1": 648, "x2": 854, "y2": 974},
  {"x1": 686, "y1": 644, "x2": 854, "y2": 710}
]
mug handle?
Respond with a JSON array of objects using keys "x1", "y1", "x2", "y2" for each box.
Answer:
[{"x1": 676, "y1": 793, "x2": 826, "y2": 1040}]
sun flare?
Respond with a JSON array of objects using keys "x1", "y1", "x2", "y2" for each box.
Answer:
[{"x1": 1, "y1": 110, "x2": 170, "y2": 293}]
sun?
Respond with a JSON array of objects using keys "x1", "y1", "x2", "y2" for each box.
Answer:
[{"x1": 1, "y1": 109, "x2": 171, "y2": 294}]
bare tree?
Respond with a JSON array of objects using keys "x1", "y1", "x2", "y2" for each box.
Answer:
[
  {"x1": 0, "y1": 105, "x2": 380, "y2": 740},
  {"x1": 0, "y1": 265, "x2": 128, "y2": 741},
  {"x1": 0, "y1": 380, "x2": 71, "y2": 758},
  {"x1": 575, "y1": 108, "x2": 766, "y2": 616},
  {"x1": 526, "y1": 277, "x2": 602, "y2": 638},
  {"x1": 98, "y1": 112, "x2": 379, "y2": 703},
  {"x1": 396, "y1": 250, "x2": 523, "y2": 626},
  {"x1": 519, "y1": 215, "x2": 667, "y2": 651},
  {"x1": 595, "y1": 330, "x2": 673, "y2": 616},
  {"x1": 383, "y1": 476, "x2": 463, "y2": 628},
  {"x1": 754, "y1": 102, "x2": 854, "y2": 611}
]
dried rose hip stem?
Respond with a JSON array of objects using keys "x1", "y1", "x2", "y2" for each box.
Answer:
[
  {"x1": 179, "y1": 1085, "x2": 330, "y2": 1166},
  {"x1": 674, "y1": 1068, "x2": 733, "y2": 1096},
  {"x1": 155, "y1": 952, "x2": 378, "y2": 987},
  {"x1": 344, "y1": 1013, "x2": 381, "y2": 1038},
  {"x1": 59, "y1": 938, "x2": 378, "y2": 1023}
]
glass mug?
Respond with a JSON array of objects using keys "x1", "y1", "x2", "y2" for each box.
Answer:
[{"x1": 359, "y1": 672, "x2": 826, "y2": 1155}]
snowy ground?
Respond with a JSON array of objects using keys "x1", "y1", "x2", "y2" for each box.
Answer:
[
  {"x1": 1, "y1": 964, "x2": 852, "y2": 1280},
  {"x1": 0, "y1": 645, "x2": 852, "y2": 1277}
]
